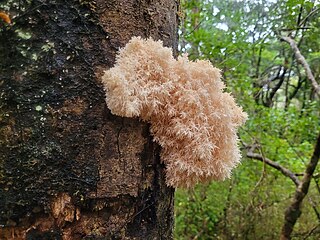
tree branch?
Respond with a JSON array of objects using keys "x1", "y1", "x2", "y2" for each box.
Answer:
[
  {"x1": 246, "y1": 151, "x2": 300, "y2": 186},
  {"x1": 280, "y1": 36, "x2": 320, "y2": 96},
  {"x1": 265, "y1": 67, "x2": 287, "y2": 107}
]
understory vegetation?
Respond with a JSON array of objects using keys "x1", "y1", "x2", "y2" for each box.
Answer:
[{"x1": 175, "y1": 0, "x2": 320, "y2": 239}]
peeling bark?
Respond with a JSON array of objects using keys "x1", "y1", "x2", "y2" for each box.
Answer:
[{"x1": 0, "y1": 0, "x2": 179, "y2": 239}]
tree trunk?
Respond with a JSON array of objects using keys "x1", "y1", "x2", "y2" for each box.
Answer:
[
  {"x1": 0, "y1": 0, "x2": 179, "y2": 239},
  {"x1": 280, "y1": 132, "x2": 320, "y2": 240}
]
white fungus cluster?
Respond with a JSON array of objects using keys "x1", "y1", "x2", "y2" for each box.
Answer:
[{"x1": 102, "y1": 37, "x2": 247, "y2": 188}]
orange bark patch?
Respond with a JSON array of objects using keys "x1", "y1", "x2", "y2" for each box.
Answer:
[
  {"x1": 0, "y1": 12, "x2": 11, "y2": 24},
  {"x1": 51, "y1": 193, "x2": 80, "y2": 227},
  {"x1": 61, "y1": 98, "x2": 87, "y2": 116}
]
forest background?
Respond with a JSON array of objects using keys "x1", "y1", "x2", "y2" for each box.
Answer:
[{"x1": 174, "y1": 0, "x2": 320, "y2": 239}]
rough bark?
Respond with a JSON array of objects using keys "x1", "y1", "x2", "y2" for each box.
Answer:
[{"x1": 0, "y1": 0, "x2": 179, "y2": 239}]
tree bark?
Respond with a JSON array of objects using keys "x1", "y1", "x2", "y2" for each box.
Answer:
[
  {"x1": 0, "y1": 0, "x2": 179, "y2": 239},
  {"x1": 280, "y1": 36, "x2": 320, "y2": 97}
]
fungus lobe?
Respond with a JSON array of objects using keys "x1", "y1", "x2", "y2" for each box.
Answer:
[{"x1": 102, "y1": 37, "x2": 247, "y2": 188}]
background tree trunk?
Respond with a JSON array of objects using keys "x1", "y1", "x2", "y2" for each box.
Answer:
[
  {"x1": 280, "y1": 132, "x2": 320, "y2": 240},
  {"x1": 0, "y1": 0, "x2": 179, "y2": 239}
]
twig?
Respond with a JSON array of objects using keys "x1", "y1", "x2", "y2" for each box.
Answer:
[
  {"x1": 298, "y1": 7, "x2": 320, "y2": 29},
  {"x1": 252, "y1": 147, "x2": 267, "y2": 191},
  {"x1": 302, "y1": 224, "x2": 320, "y2": 240}
]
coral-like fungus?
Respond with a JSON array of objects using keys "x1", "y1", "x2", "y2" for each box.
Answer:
[{"x1": 102, "y1": 37, "x2": 247, "y2": 188}]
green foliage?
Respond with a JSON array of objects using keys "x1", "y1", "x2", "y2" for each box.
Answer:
[
  {"x1": 175, "y1": 184, "x2": 229, "y2": 239},
  {"x1": 176, "y1": 0, "x2": 320, "y2": 239}
]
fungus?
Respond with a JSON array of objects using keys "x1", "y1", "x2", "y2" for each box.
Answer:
[{"x1": 102, "y1": 37, "x2": 247, "y2": 188}]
